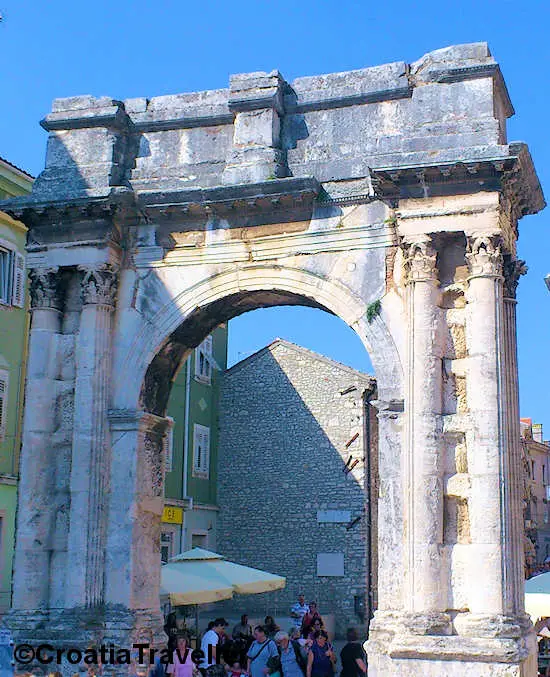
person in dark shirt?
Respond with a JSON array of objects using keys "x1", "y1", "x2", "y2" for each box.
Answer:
[{"x1": 339, "y1": 629, "x2": 366, "y2": 677}]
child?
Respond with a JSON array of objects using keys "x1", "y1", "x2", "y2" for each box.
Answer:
[
  {"x1": 266, "y1": 656, "x2": 282, "y2": 677},
  {"x1": 228, "y1": 661, "x2": 247, "y2": 677}
]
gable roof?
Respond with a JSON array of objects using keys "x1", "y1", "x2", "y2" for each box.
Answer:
[
  {"x1": 225, "y1": 338, "x2": 375, "y2": 386},
  {"x1": 0, "y1": 157, "x2": 34, "y2": 181}
]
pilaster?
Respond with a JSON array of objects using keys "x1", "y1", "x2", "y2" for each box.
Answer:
[
  {"x1": 65, "y1": 264, "x2": 118, "y2": 608},
  {"x1": 10, "y1": 268, "x2": 64, "y2": 610},
  {"x1": 104, "y1": 408, "x2": 170, "y2": 625}
]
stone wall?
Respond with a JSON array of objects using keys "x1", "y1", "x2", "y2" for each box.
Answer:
[{"x1": 217, "y1": 340, "x2": 376, "y2": 637}]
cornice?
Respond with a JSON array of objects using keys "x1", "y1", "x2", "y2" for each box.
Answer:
[
  {"x1": 137, "y1": 176, "x2": 321, "y2": 218},
  {"x1": 371, "y1": 152, "x2": 545, "y2": 220}
]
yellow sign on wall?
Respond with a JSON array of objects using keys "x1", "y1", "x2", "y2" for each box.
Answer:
[{"x1": 162, "y1": 506, "x2": 183, "y2": 524}]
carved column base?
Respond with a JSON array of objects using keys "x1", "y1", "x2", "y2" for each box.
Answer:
[{"x1": 366, "y1": 610, "x2": 537, "y2": 677}]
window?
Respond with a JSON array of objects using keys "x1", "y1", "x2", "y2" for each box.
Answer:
[
  {"x1": 0, "y1": 371, "x2": 8, "y2": 443},
  {"x1": 532, "y1": 460, "x2": 536, "y2": 480},
  {"x1": 544, "y1": 464, "x2": 547, "y2": 484},
  {"x1": 192, "y1": 424, "x2": 210, "y2": 478},
  {"x1": 195, "y1": 336, "x2": 213, "y2": 384},
  {"x1": 161, "y1": 532, "x2": 173, "y2": 563},
  {"x1": 191, "y1": 533, "x2": 207, "y2": 549},
  {"x1": 0, "y1": 246, "x2": 24, "y2": 308}
]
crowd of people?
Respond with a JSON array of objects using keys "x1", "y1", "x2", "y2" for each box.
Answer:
[{"x1": 157, "y1": 594, "x2": 367, "y2": 677}]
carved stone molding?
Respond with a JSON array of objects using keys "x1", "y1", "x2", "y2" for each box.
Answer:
[
  {"x1": 29, "y1": 267, "x2": 63, "y2": 310},
  {"x1": 402, "y1": 239, "x2": 438, "y2": 284},
  {"x1": 465, "y1": 236, "x2": 503, "y2": 279},
  {"x1": 503, "y1": 256, "x2": 528, "y2": 299},
  {"x1": 143, "y1": 432, "x2": 164, "y2": 499},
  {"x1": 79, "y1": 265, "x2": 118, "y2": 307}
]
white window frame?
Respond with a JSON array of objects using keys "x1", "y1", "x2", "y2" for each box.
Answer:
[
  {"x1": 194, "y1": 335, "x2": 213, "y2": 384},
  {"x1": 192, "y1": 423, "x2": 210, "y2": 478},
  {"x1": 0, "y1": 242, "x2": 25, "y2": 308},
  {"x1": 0, "y1": 370, "x2": 8, "y2": 443}
]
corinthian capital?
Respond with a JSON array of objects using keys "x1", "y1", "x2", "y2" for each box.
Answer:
[
  {"x1": 29, "y1": 267, "x2": 63, "y2": 310},
  {"x1": 466, "y1": 236, "x2": 503, "y2": 279},
  {"x1": 79, "y1": 264, "x2": 118, "y2": 307},
  {"x1": 402, "y1": 239, "x2": 438, "y2": 283},
  {"x1": 503, "y1": 256, "x2": 528, "y2": 299}
]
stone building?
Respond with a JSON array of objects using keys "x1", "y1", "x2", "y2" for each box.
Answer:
[
  {"x1": 162, "y1": 325, "x2": 228, "y2": 562},
  {"x1": 217, "y1": 339, "x2": 378, "y2": 637},
  {"x1": 0, "y1": 158, "x2": 32, "y2": 613},
  {"x1": 520, "y1": 419, "x2": 550, "y2": 574}
]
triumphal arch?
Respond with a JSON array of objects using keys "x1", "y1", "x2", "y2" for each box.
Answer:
[{"x1": 2, "y1": 43, "x2": 544, "y2": 675}]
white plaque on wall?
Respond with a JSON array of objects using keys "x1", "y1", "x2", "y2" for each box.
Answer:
[
  {"x1": 317, "y1": 510, "x2": 351, "y2": 523},
  {"x1": 317, "y1": 552, "x2": 345, "y2": 576}
]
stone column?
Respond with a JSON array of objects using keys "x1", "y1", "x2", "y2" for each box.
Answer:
[
  {"x1": 65, "y1": 265, "x2": 118, "y2": 608},
  {"x1": 104, "y1": 410, "x2": 169, "y2": 647},
  {"x1": 502, "y1": 257, "x2": 528, "y2": 616},
  {"x1": 403, "y1": 239, "x2": 447, "y2": 624},
  {"x1": 463, "y1": 235, "x2": 506, "y2": 617},
  {"x1": 11, "y1": 268, "x2": 63, "y2": 614}
]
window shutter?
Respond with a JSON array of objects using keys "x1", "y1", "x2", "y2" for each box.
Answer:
[
  {"x1": 12, "y1": 253, "x2": 25, "y2": 308},
  {"x1": 193, "y1": 424, "x2": 210, "y2": 477},
  {"x1": 0, "y1": 371, "x2": 8, "y2": 442}
]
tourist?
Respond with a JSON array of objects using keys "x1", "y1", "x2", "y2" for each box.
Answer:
[
  {"x1": 148, "y1": 655, "x2": 166, "y2": 677},
  {"x1": 165, "y1": 611, "x2": 180, "y2": 654},
  {"x1": 247, "y1": 626, "x2": 279, "y2": 677},
  {"x1": 167, "y1": 634, "x2": 195, "y2": 677},
  {"x1": 301, "y1": 603, "x2": 322, "y2": 639},
  {"x1": 264, "y1": 616, "x2": 280, "y2": 639},
  {"x1": 306, "y1": 632, "x2": 335, "y2": 677},
  {"x1": 275, "y1": 630, "x2": 306, "y2": 677},
  {"x1": 306, "y1": 620, "x2": 324, "y2": 646},
  {"x1": 290, "y1": 595, "x2": 309, "y2": 630},
  {"x1": 200, "y1": 619, "x2": 229, "y2": 674},
  {"x1": 233, "y1": 615, "x2": 253, "y2": 643},
  {"x1": 233, "y1": 613, "x2": 254, "y2": 662},
  {"x1": 227, "y1": 660, "x2": 247, "y2": 677},
  {"x1": 340, "y1": 629, "x2": 366, "y2": 677}
]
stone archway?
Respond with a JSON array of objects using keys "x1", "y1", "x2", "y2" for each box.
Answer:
[{"x1": 2, "y1": 43, "x2": 545, "y2": 676}]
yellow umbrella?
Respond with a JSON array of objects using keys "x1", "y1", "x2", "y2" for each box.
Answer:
[
  {"x1": 161, "y1": 548, "x2": 286, "y2": 605},
  {"x1": 525, "y1": 572, "x2": 550, "y2": 622}
]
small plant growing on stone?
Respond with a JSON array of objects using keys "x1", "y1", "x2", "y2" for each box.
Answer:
[
  {"x1": 384, "y1": 215, "x2": 398, "y2": 227},
  {"x1": 366, "y1": 299, "x2": 381, "y2": 323}
]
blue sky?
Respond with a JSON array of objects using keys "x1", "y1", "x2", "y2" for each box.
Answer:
[{"x1": 2, "y1": 0, "x2": 549, "y2": 429}]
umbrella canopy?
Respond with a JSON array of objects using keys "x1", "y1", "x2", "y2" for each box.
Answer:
[
  {"x1": 526, "y1": 572, "x2": 550, "y2": 621},
  {"x1": 161, "y1": 548, "x2": 286, "y2": 606}
]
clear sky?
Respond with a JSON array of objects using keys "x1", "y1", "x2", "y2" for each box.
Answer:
[{"x1": 1, "y1": 0, "x2": 549, "y2": 429}]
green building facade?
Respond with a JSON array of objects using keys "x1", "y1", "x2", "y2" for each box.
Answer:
[
  {"x1": 162, "y1": 324, "x2": 228, "y2": 562},
  {"x1": 0, "y1": 158, "x2": 33, "y2": 613}
]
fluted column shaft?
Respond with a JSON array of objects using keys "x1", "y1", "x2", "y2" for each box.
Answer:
[
  {"x1": 12, "y1": 269, "x2": 63, "y2": 609},
  {"x1": 65, "y1": 265, "x2": 117, "y2": 608},
  {"x1": 404, "y1": 239, "x2": 446, "y2": 615},
  {"x1": 502, "y1": 259, "x2": 528, "y2": 615},
  {"x1": 465, "y1": 236, "x2": 506, "y2": 614}
]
